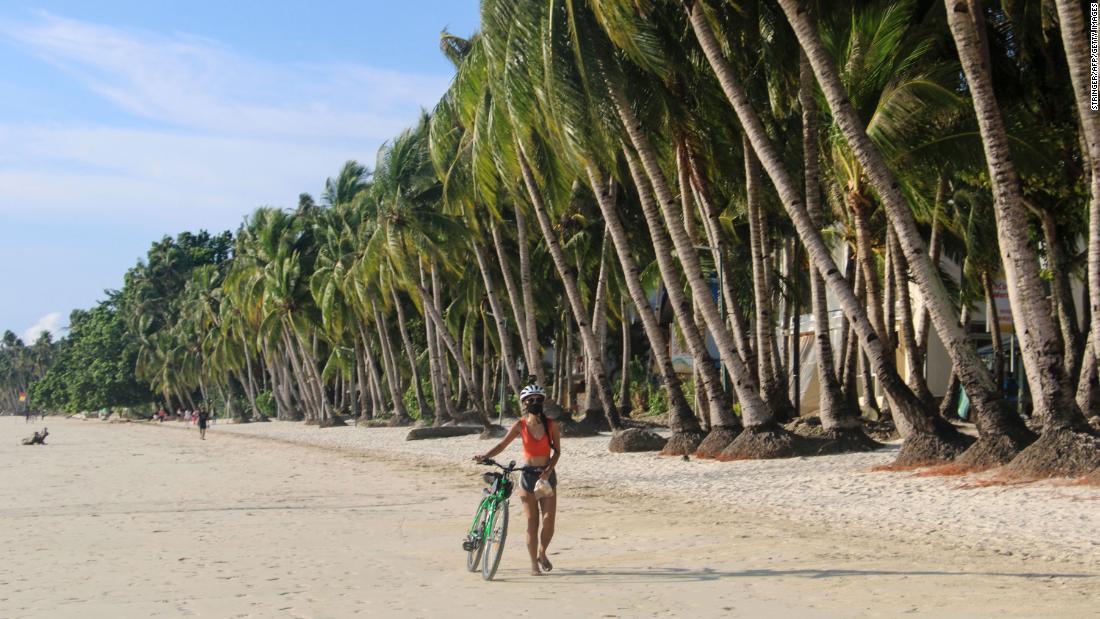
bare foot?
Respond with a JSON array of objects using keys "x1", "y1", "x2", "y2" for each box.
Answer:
[
  {"x1": 530, "y1": 564, "x2": 543, "y2": 576},
  {"x1": 538, "y1": 555, "x2": 553, "y2": 572}
]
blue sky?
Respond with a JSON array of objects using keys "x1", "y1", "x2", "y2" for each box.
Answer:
[{"x1": 0, "y1": 1, "x2": 479, "y2": 341}]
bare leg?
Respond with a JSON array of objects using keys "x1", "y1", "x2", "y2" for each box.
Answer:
[
  {"x1": 519, "y1": 490, "x2": 542, "y2": 575},
  {"x1": 538, "y1": 494, "x2": 557, "y2": 570}
]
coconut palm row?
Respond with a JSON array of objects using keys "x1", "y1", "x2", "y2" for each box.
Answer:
[
  {"x1": 22, "y1": 0, "x2": 1100, "y2": 479},
  {"x1": 0, "y1": 331, "x2": 54, "y2": 413}
]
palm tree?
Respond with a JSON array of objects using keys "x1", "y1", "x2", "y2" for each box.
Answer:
[
  {"x1": 776, "y1": 0, "x2": 1039, "y2": 464},
  {"x1": 943, "y1": 0, "x2": 1097, "y2": 475},
  {"x1": 799, "y1": 52, "x2": 867, "y2": 445},
  {"x1": 684, "y1": 0, "x2": 972, "y2": 464},
  {"x1": 1053, "y1": 0, "x2": 1100, "y2": 381}
]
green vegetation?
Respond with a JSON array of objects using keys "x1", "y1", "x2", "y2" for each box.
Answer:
[{"x1": 29, "y1": 298, "x2": 152, "y2": 413}]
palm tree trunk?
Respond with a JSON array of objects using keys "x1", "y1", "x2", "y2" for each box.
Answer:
[
  {"x1": 849, "y1": 193, "x2": 888, "y2": 345},
  {"x1": 1029, "y1": 204, "x2": 1083, "y2": 380},
  {"x1": 940, "y1": 302, "x2": 973, "y2": 420},
  {"x1": 883, "y1": 232, "x2": 896, "y2": 351},
  {"x1": 370, "y1": 301, "x2": 411, "y2": 423},
  {"x1": 389, "y1": 283, "x2": 428, "y2": 421},
  {"x1": 892, "y1": 227, "x2": 935, "y2": 406},
  {"x1": 586, "y1": 165, "x2": 704, "y2": 453},
  {"x1": 421, "y1": 262, "x2": 447, "y2": 425},
  {"x1": 518, "y1": 147, "x2": 622, "y2": 432},
  {"x1": 800, "y1": 52, "x2": 864, "y2": 436},
  {"x1": 690, "y1": 0, "x2": 974, "y2": 463},
  {"x1": 1054, "y1": 0, "x2": 1100, "y2": 381},
  {"x1": 515, "y1": 206, "x2": 545, "y2": 385},
  {"x1": 610, "y1": 82, "x2": 789, "y2": 458},
  {"x1": 618, "y1": 296, "x2": 632, "y2": 413},
  {"x1": 842, "y1": 264, "x2": 863, "y2": 413},
  {"x1": 298, "y1": 330, "x2": 331, "y2": 423},
  {"x1": 982, "y1": 271, "x2": 1006, "y2": 392},
  {"x1": 583, "y1": 231, "x2": 611, "y2": 416},
  {"x1": 280, "y1": 323, "x2": 317, "y2": 421},
  {"x1": 675, "y1": 142, "x2": 716, "y2": 432},
  {"x1": 475, "y1": 241, "x2": 524, "y2": 410},
  {"x1": 687, "y1": 151, "x2": 755, "y2": 370},
  {"x1": 278, "y1": 329, "x2": 309, "y2": 420},
  {"x1": 552, "y1": 318, "x2": 564, "y2": 403},
  {"x1": 490, "y1": 221, "x2": 535, "y2": 379},
  {"x1": 241, "y1": 337, "x2": 261, "y2": 421},
  {"x1": 746, "y1": 138, "x2": 795, "y2": 419},
  {"x1": 414, "y1": 282, "x2": 492, "y2": 428},
  {"x1": 915, "y1": 173, "x2": 947, "y2": 363},
  {"x1": 266, "y1": 340, "x2": 295, "y2": 420},
  {"x1": 836, "y1": 252, "x2": 854, "y2": 385},
  {"x1": 1075, "y1": 331, "x2": 1100, "y2": 419},
  {"x1": 479, "y1": 321, "x2": 491, "y2": 415},
  {"x1": 562, "y1": 312, "x2": 574, "y2": 413},
  {"x1": 357, "y1": 322, "x2": 384, "y2": 419},
  {"x1": 431, "y1": 261, "x2": 458, "y2": 420},
  {"x1": 942, "y1": 1, "x2": 1089, "y2": 475},
  {"x1": 352, "y1": 341, "x2": 366, "y2": 418},
  {"x1": 619, "y1": 152, "x2": 738, "y2": 436}
]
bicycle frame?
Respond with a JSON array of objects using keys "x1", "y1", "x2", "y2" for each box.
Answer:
[{"x1": 466, "y1": 470, "x2": 512, "y2": 544}]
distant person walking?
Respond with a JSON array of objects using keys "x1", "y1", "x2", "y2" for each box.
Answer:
[
  {"x1": 197, "y1": 408, "x2": 210, "y2": 440},
  {"x1": 24, "y1": 408, "x2": 30, "y2": 423}
]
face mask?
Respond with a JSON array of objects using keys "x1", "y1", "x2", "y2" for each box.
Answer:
[{"x1": 526, "y1": 401, "x2": 544, "y2": 414}]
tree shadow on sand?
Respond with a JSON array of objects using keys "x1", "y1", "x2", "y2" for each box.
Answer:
[{"x1": 524, "y1": 566, "x2": 1097, "y2": 584}]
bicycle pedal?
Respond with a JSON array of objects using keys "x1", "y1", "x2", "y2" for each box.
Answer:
[{"x1": 462, "y1": 539, "x2": 479, "y2": 551}]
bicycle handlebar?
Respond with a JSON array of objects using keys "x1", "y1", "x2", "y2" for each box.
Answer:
[{"x1": 477, "y1": 458, "x2": 542, "y2": 473}]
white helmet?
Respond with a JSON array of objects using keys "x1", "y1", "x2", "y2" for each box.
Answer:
[{"x1": 519, "y1": 383, "x2": 546, "y2": 402}]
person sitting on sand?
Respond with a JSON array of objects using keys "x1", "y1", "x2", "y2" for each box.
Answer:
[
  {"x1": 473, "y1": 383, "x2": 560, "y2": 576},
  {"x1": 197, "y1": 407, "x2": 210, "y2": 440},
  {"x1": 21, "y1": 427, "x2": 48, "y2": 445}
]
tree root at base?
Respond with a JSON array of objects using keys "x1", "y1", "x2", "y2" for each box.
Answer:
[
  {"x1": 715, "y1": 422, "x2": 799, "y2": 460},
  {"x1": 693, "y1": 426, "x2": 742, "y2": 458},
  {"x1": 659, "y1": 429, "x2": 707, "y2": 456},
  {"x1": 1002, "y1": 429, "x2": 1100, "y2": 478}
]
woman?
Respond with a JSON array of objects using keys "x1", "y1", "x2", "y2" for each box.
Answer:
[{"x1": 473, "y1": 384, "x2": 561, "y2": 576}]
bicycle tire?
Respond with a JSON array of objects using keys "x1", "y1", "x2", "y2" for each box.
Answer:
[
  {"x1": 466, "y1": 499, "x2": 491, "y2": 572},
  {"x1": 481, "y1": 499, "x2": 509, "y2": 580}
]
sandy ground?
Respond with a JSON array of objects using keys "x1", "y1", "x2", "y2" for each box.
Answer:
[{"x1": 1, "y1": 417, "x2": 1097, "y2": 619}]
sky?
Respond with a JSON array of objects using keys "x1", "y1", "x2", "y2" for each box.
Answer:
[{"x1": 0, "y1": 0, "x2": 480, "y2": 342}]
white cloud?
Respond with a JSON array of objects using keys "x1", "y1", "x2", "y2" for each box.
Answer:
[
  {"x1": 22, "y1": 312, "x2": 64, "y2": 341},
  {"x1": 0, "y1": 13, "x2": 455, "y2": 228},
  {"x1": 0, "y1": 13, "x2": 450, "y2": 140},
  {"x1": 0, "y1": 124, "x2": 363, "y2": 226}
]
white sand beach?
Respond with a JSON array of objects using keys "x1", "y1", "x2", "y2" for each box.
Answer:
[{"x1": 1, "y1": 416, "x2": 1096, "y2": 618}]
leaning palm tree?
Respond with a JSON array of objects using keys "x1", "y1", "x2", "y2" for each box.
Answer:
[
  {"x1": 774, "y1": 0, "x2": 1040, "y2": 464},
  {"x1": 683, "y1": 0, "x2": 973, "y2": 464},
  {"x1": 941, "y1": 0, "x2": 1097, "y2": 476},
  {"x1": 367, "y1": 119, "x2": 495, "y2": 428}
]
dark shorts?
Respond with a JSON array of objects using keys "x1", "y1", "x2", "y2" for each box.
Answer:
[
  {"x1": 198, "y1": 421, "x2": 208, "y2": 429},
  {"x1": 520, "y1": 468, "x2": 557, "y2": 494}
]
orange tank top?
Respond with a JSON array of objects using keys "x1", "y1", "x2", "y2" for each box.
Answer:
[{"x1": 518, "y1": 419, "x2": 554, "y2": 460}]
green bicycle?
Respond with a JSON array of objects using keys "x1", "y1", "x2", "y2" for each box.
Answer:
[{"x1": 462, "y1": 458, "x2": 537, "y2": 580}]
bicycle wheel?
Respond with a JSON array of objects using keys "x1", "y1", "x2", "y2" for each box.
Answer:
[
  {"x1": 466, "y1": 500, "x2": 491, "y2": 572},
  {"x1": 481, "y1": 499, "x2": 509, "y2": 580}
]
